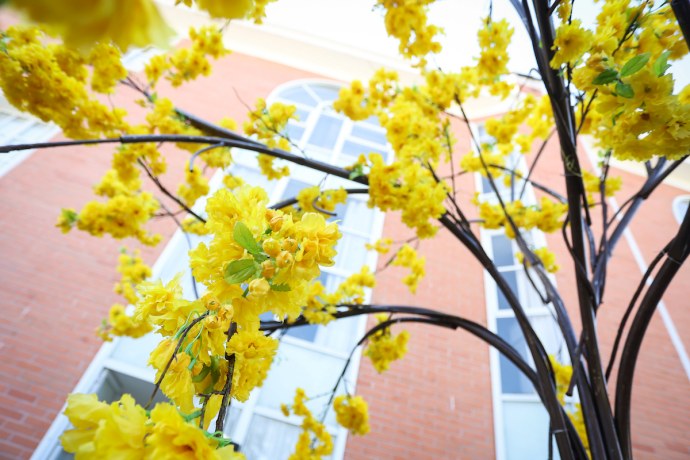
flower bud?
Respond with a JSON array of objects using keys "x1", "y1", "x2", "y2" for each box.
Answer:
[
  {"x1": 248, "y1": 278, "x2": 270, "y2": 297},
  {"x1": 282, "y1": 238, "x2": 298, "y2": 252},
  {"x1": 262, "y1": 238, "x2": 281, "y2": 257},
  {"x1": 261, "y1": 260, "x2": 276, "y2": 279},
  {"x1": 276, "y1": 251, "x2": 294, "y2": 268}
]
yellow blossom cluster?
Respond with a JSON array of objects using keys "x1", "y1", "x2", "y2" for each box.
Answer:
[
  {"x1": 302, "y1": 266, "x2": 376, "y2": 325},
  {"x1": 365, "y1": 314, "x2": 410, "y2": 373},
  {"x1": 564, "y1": 2, "x2": 690, "y2": 161},
  {"x1": 189, "y1": 185, "x2": 341, "y2": 327},
  {"x1": 368, "y1": 153, "x2": 448, "y2": 238},
  {"x1": 182, "y1": 217, "x2": 211, "y2": 236},
  {"x1": 478, "y1": 197, "x2": 568, "y2": 239},
  {"x1": 114, "y1": 249, "x2": 152, "y2": 304},
  {"x1": 179, "y1": 0, "x2": 276, "y2": 23},
  {"x1": 0, "y1": 26, "x2": 128, "y2": 139},
  {"x1": 226, "y1": 329, "x2": 279, "y2": 401},
  {"x1": 333, "y1": 394, "x2": 370, "y2": 436},
  {"x1": 549, "y1": 356, "x2": 590, "y2": 457},
  {"x1": 376, "y1": 0, "x2": 442, "y2": 66},
  {"x1": 178, "y1": 165, "x2": 210, "y2": 207},
  {"x1": 365, "y1": 237, "x2": 393, "y2": 254},
  {"x1": 97, "y1": 303, "x2": 153, "y2": 342},
  {"x1": 332, "y1": 69, "x2": 399, "y2": 121},
  {"x1": 145, "y1": 26, "x2": 229, "y2": 87},
  {"x1": 62, "y1": 192, "x2": 161, "y2": 245},
  {"x1": 582, "y1": 170, "x2": 622, "y2": 205},
  {"x1": 244, "y1": 99, "x2": 297, "y2": 179},
  {"x1": 8, "y1": 0, "x2": 173, "y2": 51},
  {"x1": 285, "y1": 388, "x2": 333, "y2": 460},
  {"x1": 391, "y1": 244, "x2": 425, "y2": 294},
  {"x1": 61, "y1": 393, "x2": 244, "y2": 459},
  {"x1": 142, "y1": 295, "x2": 234, "y2": 413},
  {"x1": 550, "y1": 20, "x2": 594, "y2": 68},
  {"x1": 97, "y1": 249, "x2": 154, "y2": 341},
  {"x1": 517, "y1": 247, "x2": 560, "y2": 274},
  {"x1": 88, "y1": 43, "x2": 127, "y2": 94},
  {"x1": 476, "y1": 18, "x2": 514, "y2": 81},
  {"x1": 291, "y1": 186, "x2": 348, "y2": 218}
]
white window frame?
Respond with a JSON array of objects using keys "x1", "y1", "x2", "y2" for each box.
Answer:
[{"x1": 470, "y1": 122, "x2": 566, "y2": 460}]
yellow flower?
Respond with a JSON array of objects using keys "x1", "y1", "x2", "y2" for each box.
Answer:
[
  {"x1": 226, "y1": 328, "x2": 279, "y2": 401},
  {"x1": 365, "y1": 318, "x2": 410, "y2": 373},
  {"x1": 197, "y1": 0, "x2": 253, "y2": 19},
  {"x1": 333, "y1": 395, "x2": 370, "y2": 436},
  {"x1": 10, "y1": 0, "x2": 174, "y2": 51},
  {"x1": 288, "y1": 388, "x2": 333, "y2": 459},
  {"x1": 61, "y1": 394, "x2": 148, "y2": 458},
  {"x1": 392, "y1": 245, "x2": 425, "y2": 294},
  {"x1": 551, "y1": 20, "x2": 594, "y2": 68},
  {"x1": 148, "y1": 403, "x2": 231, "y2": 459}
]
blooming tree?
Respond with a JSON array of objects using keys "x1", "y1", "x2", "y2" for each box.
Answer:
[{"x1": 1, "y1": 0, "x2": 689, "y2": 459}]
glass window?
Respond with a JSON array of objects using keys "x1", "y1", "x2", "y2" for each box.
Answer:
[
  {"x1": 350, "y1": 125, "x2": 387, "y2": 146},
  {"x1": 308, "y1": 114, "x2": 343, "y2": 150},
  {"x1": 496, "y1": 318, "x2": 534, "y2": 395},
  {"x1": 309, "y1": 84, "x2": 340, "y2": 103},
  {"x1": 278, "y1": 86, "x2": 318, "y2": 107},
  {"x1": 496, "y1": 270, "x2": 518, "y2": 311},
  {"x1": 491, "y1": 234, "x2": 514, "y2": 267}
]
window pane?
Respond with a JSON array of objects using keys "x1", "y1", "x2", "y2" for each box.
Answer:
[
  {"x1": 496, "y1": 317, "x2": 535, "y2": 394},
  {"x1": 342, "y1": 200, "x2": 374, "y2": 232},
  {"x1": 351, "y1": 125, "x2": 387, "y2": 145},
  {"x1": 308, "y1": 115, "x2": 343, "y2": 150},
  {"x1": 333, "y1": 235, "x2": 368, "y2": 271},
  {"x1": 481, "y1": 175, "x2": 493, "y2": 194},
  {"x1": 278, "y1": 86, "x2": 318, "y2": 107},
  {"x1": 232, "y1": 164, "x2": 277, "y2": 196},
  {"x1": 285, "y1": 122, "x2": 305, "y2": 142},
  {"x1": 310, "y1": 85, "x2": 340, "y2": 103},
  {"x1": 491, "y1": 235, "x2": 514, "y2": 266},
  {"x1": 496, "y1": 270, "x2": 518, "y2": 311},
  {"x1": 240, "y1": 415, "x2": 302, "y2": 460},
  {"x1": 294, "y1": 108, "x2": 310, "y2": 122},
  {"x1": 341, "y1": 139, "x2": 385, "y2": 158},
  {"x1": 281, "y1": 179, "x2": 311, "y2": 203},
  {"x1": 284, "y1": 324, "x2": 318, "y2": 342},
  {"x1": 257, "y1": 342, "x2": 347, "y2": 426},
  {"x1": 503, "y1": 401, "x2": 554, "y2": 460}
]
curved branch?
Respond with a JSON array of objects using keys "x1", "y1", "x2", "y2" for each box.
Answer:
[{"x1": 615, "y1": 204, "x2": 690, "y2": 458}]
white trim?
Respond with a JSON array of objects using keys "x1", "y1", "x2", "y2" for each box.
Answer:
[{"x1": 672, "y1": 195, "x2": 690, "y2": 225}]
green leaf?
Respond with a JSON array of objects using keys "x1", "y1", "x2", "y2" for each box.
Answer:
[
  {"x1": 182, "y1": 410, "x2": 203, "y2": 422},
  {"x1": 253, "y1": 252, "x2": 269, "y2": 263},
  {"x1": 192, "y1": 365, "x2": 211, "y2": 382},
  {"x1": 348, "y1": 164, "x2": 364, "y2": 180},
  {"x1": 592, "y1": 69, "x2": 619, "y2": 85},
  {"x1": 270, "y1": 283, "x2": 291, "y2": 292},
  {"x1": 615, "y1": 82, "x2": 634, "y2": 98},
  {"x1": 233, "y1": 221, "x2": 263, "y2": 255},
  {"x1": 652, "y1": 50, "x2": 671, "y2": 77},
  {"x1": 619, "y1": 53, "x2": 651, "y2": 77},
  {"x1": 224, "y1": 259, "x2": 259, "y2": 284}
]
